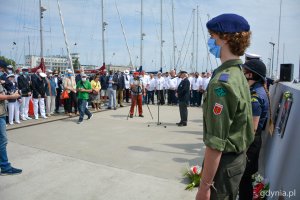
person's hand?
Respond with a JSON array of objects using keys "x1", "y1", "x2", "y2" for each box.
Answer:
[
  {"x1": 18, "y1": 99, "x2": 23, "y2": 103},
  {"x1": 195, "y1": 186, "x2": 211, "y2": 200},
  {"x1": 11, "y1": 91, "x2": 21, "y2": 99}
]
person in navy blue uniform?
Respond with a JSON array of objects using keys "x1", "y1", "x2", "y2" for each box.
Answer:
[
  {"x1": 176, "y1": 71, "x2": 190, "y2": 127},
  {"x1": 239, "y1": 59, "x2": 272, "y2": 200}
]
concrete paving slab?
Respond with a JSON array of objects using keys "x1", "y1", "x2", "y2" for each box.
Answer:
[{"x1": 1, "y1": 105, "x2": 204, "y2": 200}]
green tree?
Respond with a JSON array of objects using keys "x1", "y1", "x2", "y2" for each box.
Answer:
[{"x1": 0, "y1": 56, "x2": 16, "y2": 68}]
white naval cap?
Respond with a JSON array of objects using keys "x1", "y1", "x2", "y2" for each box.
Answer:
[
  {"x1": 7, "y1": 73, "x2": 15, "y2": 78},
  {"x1": 245, "y1": 52, "x2": 261, "y2": 61}
]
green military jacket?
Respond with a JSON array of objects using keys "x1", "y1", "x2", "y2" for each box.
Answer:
[{"x1": 203, "y1": 59, "x2": 254, "y2": 153}]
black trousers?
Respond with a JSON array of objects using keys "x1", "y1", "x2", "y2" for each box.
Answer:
[
  {"x1": 55, "y1": 88, "x2": 61, "y2": 112},
  {"x1": 156, "y1": 90, "x2": 165, "y2": 105},
  {"x1": 191, "y1": 90, "x2": 199, "y2": 106},
  {"x1": 239, "y1": 133, "x2": 262, "y2": 200},
  {"x1": 65, "y1": 91, "x2": 78, "y2": 113},
  {"x1": 179, "y1": 101, "x2": 188, "y2": 124},
  {"x1": 147, "y1": 91, "x2": 154, "y2": 104},
  {"x1": 169, "y1": 90, "x2": 177, "y2": 105},
  {"x1": 199, "y1": 92, "x2": 203, "y2": 106},
  {"x1": 124, "y1": 89, "x2": 130, "y2": 103}
]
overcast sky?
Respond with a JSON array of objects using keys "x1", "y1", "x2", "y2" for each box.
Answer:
[{"x1": 0, "y1": 0, "x2": 299, "y2": 77}]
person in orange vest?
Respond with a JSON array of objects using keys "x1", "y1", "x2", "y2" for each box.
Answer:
[{"x1": 129, "y1": 72, "x2": 145, "y2": 118}]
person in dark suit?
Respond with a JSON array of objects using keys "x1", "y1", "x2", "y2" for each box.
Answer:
[
  {"x1": 53, "y1": 70, "x2": 63, "y2": 113},
  {"x1": 17, "y1": 67, "x2": 32, "y2": 120},
  {"x1": 176, "y1": 71, "x2": 190, "y2": 126},
  {"x1": 31, "y1": 69, "x2": 47, "y2": 119},
  {"x1": 116, "y1": 71, "x2": 125, "y2": 107}
]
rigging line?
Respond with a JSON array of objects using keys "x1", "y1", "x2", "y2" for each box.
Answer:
[
  {"x1": 181, "y1": 27, "x2": 193, "y2": 71},
  {"x1": 11, "y1": 0, "x2": 24, "y2": 62},
  {"x1": 176, "y1": 10, "x2": 193, "y2": 68},
  {"x1": 114, "y1": 0, "x2": 134, "y2": 68},
  {"x1": 198, "y1": 13, "x2": 213, "y2": 70}
]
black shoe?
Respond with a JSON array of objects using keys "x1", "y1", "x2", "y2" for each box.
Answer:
[
  {"x1": 120, "y1": 105, "x2": 124, "y2": 107},
  {"x1": 176, "y1": 122, "x2": 182, "y2": 125},
  {"x1": 77, "y1": 120, "x2": 83, "y2": 124},
  {"x1": 139, "y1": 114, "x2": 144, "y2": 117},
  {"x1": 114, "y1": 107, "x2": 117, "y2": 110},
  {"x1": 178, "y1": 123, "x2": 187, "y2": 127},
  {"x1": 107, "y1": 107, "x2": 112, "y2": 109},
  {"x1": 0, "y1": 167, "x2": 22, "y2": 176},
  {"x1": 130, "y1": 115, "x2": 133, "y2": 118},
  {"x1": 87, "y1": 114, "x2": 93, "y2": 120}
]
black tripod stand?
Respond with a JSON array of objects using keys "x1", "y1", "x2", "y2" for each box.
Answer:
[
  {"x1": 147, "y1": 83, "x2": 167, "y2": 128},
  {"x1": 127, "y1": 91, "x2": 154, "y2": 120}
]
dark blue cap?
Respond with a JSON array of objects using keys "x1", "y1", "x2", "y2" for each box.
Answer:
[
  {"x1": 206, "y1": 13, "x2": 250, "y2": 33},
  {"x1": 0, "y1": 60, "x2": 8, "y2": 68}
]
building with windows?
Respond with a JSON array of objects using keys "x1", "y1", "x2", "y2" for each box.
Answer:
[{"x1": 25, "y1": 53, "x2": 80, "y2": 72}]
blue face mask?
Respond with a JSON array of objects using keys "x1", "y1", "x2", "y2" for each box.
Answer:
[
  {"x1": 0, "y1": 72, "x2": 3, "y2": 76},
  {"x1": 19, "y1": 72, "x2": 23, "y2": 75},
  {"x1": 24, "y1": 72, "x2": 29, "y2": 75},
  {"x1": 208, "y1": 38, "x2": 221, "y2": 58}
]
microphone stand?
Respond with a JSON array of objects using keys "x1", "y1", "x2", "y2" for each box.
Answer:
[{"x1": 147, "y1": 78, "x2": 167, "y2": 128}]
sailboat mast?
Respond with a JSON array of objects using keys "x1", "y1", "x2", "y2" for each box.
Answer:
[
  {"x1": 160, "y1": 0, "x2": 163, "y2": 71},
  {"x1": 196, "y1": 6, "x2": 199, "y2": 73},
  {"x1": 39, "y1": 0, "x2": 44, "y2": 58},
  {"x1": 172, "y1": 0, "x2": 176, "y2": 71},
  {"x1": 140, "y1": 0, "x2": 143, "y2": 70},
  {"x1": 57, "y1": 0, "x2": 74, "y2": 73},
  {"x1": 191, "y1": 9, "x2": 195, "y2": 72},
  {"x1": 101, "y1": 0, "x2": 106, "y2": 70}
]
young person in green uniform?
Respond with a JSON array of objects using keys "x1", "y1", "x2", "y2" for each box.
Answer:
[
  {"x1": 196, "y1": 14, "x2": 254, "y2": 200},
  {"x1": 76, "y1": 74, "x2": 93, "y2": 124}
]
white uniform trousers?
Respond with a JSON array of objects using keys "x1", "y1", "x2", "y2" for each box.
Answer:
[
  {"x1": 33, "y1": 98, "x2": 46, "y2": 119},
  {"x1": 46, "y1": 96, "x2": 56, "y2": 114},
  {"x1": 8, "y1": 101, "x2": 20, "y2": 124},
  {"x1": 21, "y1": 96, "x2": 31, "y2": 119}
]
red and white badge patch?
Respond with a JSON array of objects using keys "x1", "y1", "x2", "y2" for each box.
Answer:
[{"x1": 213, "y1": 103, "x2": 223, "y2": 115}]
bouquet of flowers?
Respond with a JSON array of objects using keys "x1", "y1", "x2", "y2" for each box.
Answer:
[
  {"x1": 252, "y1": 173, "x2": 270, "y2": 200},
  {"x1": 182, "y1": 165, "x2": 202, "y2": 190}
]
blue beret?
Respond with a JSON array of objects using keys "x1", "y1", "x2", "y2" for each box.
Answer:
[{"x1": 206, "y1": 13, "x2": 250, "y2": 33}]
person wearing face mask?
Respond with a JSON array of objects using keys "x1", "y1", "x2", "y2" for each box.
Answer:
[
  {"x1": 76, "y1": 74, "x2": 92, "y2": 124},
  {"x1": 45, "y1": 70, "x2": 57, "y2": 117},
  {"x1": 239, "y1": 59, "x2": 273, "y2": 200},
  {"x1": 17, "y1": 67, "x2": 32, "y2": 120},
  {"x1": 7, "y1": 65, "x2": 14, "y2": 75},
  {"x1": 0, "y1": 61, "x2": 22, "y2": 175},
  {"x1": 6, "y1": 74, "x2": 21, "y2": 125},
  {"x1": 31, "y1": 69, "x2": 47, "y2": 119},
  {"x1": 196, "y1": 14, "x2": 254, "y2": 200},
  {"x1": 52, "y1": 70, "x2": 63, "y2": 113},
  {"x1": 63, "y1": 69, "x2": 78, "y2": 116}
]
